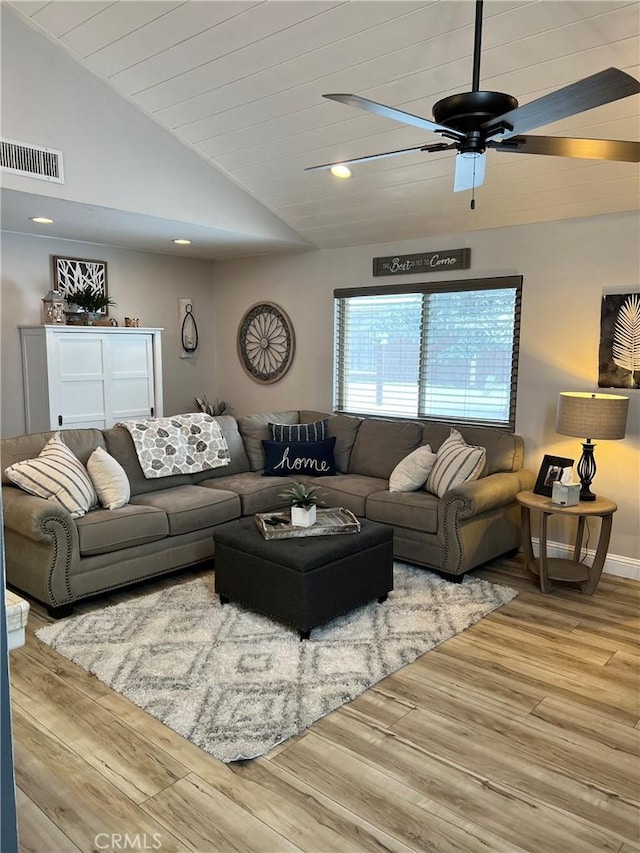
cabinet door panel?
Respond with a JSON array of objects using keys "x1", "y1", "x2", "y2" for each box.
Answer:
[
  {"x1": 106, "y1": 334, "x2": 155, "y2": 423},
  {"x1": 59, "y1": 381, "x2": 107, "y2": 429},
  {"x1": 49, "y1": 333, "x2": 107, "y2": 428}
]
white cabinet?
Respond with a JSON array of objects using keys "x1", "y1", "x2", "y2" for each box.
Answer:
[{"x1": 20, "y1": 326, "x2": 163, "y2": 432}]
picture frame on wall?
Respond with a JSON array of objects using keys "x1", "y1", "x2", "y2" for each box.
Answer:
[
  {"x1": 52, "y1": 256, "x2": 109, "y2": 312},
  {"x1": 533, "y1": 454, "x2": 574, "y2": 497},
  {"x1": 598, "y1": 291, "x2": 640, "y2": 389}
]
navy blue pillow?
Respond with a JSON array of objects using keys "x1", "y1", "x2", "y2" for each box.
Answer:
[{"x1": 262, "y1": 437, "x2": 336, "y2": 477}]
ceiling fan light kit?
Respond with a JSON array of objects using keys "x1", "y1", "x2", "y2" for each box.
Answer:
[{"x1": 307, "y1": 0, "x2": 640, "y2": 202}]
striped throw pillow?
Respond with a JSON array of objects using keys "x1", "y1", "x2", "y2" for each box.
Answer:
[
  {"x1": 4, "y1": 432, "x2": 98, "y2": 518},
  {"x1": 425, "y1": 429, "x2": 486, "y2": 497},
  {"x1": 269, "y1": 419, "x2": 328, "y2": 442}
]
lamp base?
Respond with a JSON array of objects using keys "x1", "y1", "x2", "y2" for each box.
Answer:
[
  {"x1": 579, "y1": 487, "x2": 596, "y2": 502},
  {"x1": 577, "y1": 441, "x2": 597, "y2": 503}
]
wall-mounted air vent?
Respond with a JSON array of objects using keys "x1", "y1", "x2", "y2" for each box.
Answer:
[{"x1": 0, "y1": 138, "x2": 64, "y2": 183}]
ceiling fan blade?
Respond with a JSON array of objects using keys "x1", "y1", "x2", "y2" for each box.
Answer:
[
  {"x1": 305, "y1": 142, "x2": 456, "y2": 171},
  {"x1": 483, "y1": 68, "x2": 640, "y2": 140},
  {"x1": 454, "y1": 153, "x2": 486, "y2": 192},
  {"x1": 323, "y1": 94, "x2": 464, "y2": 139},
  {"x1": 490, "y1": 135, "x2": 640, "y2": 162}
]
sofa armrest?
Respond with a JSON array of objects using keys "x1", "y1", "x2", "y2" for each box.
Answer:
[
  {"x1": 2, "y1": 486, "x2": 80, "y2": 606},
  {"x1": 3, "y1": 487, "x2": 75, "y2": 540},
  {"x1": 438, "y1": 469, "x2": 536, "y2": 526}
]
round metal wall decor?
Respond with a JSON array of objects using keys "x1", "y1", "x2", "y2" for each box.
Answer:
[{"x1": 237, "y1": 302, "x2": 295, "y2": 383}]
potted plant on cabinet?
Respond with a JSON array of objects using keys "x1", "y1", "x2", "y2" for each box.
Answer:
[
  {"x1": 66, "y1": 284, "x2": 117, "y2": 325},
  {"x1": 279, "y1": 481, "x2": 324, "y2": 527}
]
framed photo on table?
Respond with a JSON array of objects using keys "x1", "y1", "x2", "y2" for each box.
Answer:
[{"x1": 533, "y1": 455, "x2": 574, "y2": 497}]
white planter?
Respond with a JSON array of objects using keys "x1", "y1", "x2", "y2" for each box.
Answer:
[{"x1": 291, "y1": 504, "x2": 316, "y2": 527}]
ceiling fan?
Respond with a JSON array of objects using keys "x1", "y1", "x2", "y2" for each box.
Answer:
[{"x1": 306, "y1": 0, "x2": 640, "y2": 200}]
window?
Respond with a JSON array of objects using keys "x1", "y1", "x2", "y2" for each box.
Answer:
[{"x1": 334, "y1": 276, "x2": 522, "y2": 429}]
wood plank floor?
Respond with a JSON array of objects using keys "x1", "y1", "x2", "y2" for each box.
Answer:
[{"x1": 9, "y1": 556, "x2": 640, "y2": 853}]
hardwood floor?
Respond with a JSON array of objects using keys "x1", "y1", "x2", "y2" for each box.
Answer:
[{"x1": 9, "y1": 556, "x2": 640, "y2": 853}]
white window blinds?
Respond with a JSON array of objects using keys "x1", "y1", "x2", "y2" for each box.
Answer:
[{"x1": 334, "y1": 276, "x2": 522, "y2": 429}]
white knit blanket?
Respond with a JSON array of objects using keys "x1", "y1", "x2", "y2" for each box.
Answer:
[{"x1": 116, "y1": 414, "x2": 230, "y2": 479}]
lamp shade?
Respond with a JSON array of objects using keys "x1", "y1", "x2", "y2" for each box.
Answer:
[{"x1": 556, "y1": 392, "x2": 629, "y2": 440}]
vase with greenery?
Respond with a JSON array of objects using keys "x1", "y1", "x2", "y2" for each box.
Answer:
[
  {"x1": 279, "y1": 481, "x2": 324, "y2": 527},
  {"x1": 66, "y1": 284, "x2": 116, "y2": 324}
]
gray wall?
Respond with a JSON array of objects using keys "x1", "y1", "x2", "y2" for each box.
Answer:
[
  {"x1": 211, "y1": 210, "x2": 640, "y2": 563},
  {"x1": 0, "y1": 232, "x2": 217, "y2": 438}
]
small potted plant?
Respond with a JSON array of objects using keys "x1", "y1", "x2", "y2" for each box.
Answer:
[
  {"x1": 67, "y1": 284, "x2": 117, "y2": 324},
  {"x1": 279, "y1": 481, "x2": 324, "y2": 527}
]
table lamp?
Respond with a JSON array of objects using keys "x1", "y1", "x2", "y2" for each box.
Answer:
[{"x1": 556, "y1": 392, "x2": 629, "y2": 501}]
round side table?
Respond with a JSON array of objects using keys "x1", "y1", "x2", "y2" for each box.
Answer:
[{"x1": 516, "y1": 490, "x2": 617, "y2": 595}]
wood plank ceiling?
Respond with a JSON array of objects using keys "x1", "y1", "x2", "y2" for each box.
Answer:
[{"x1": 9, "y1": 0, "x2": 640, "y2": 251}]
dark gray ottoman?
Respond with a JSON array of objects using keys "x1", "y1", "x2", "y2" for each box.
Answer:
[{"x1": 213, "y1": 517, "x2": 394, "y2": 639}]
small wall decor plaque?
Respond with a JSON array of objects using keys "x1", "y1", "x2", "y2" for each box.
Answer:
[
  {"x1": 599, "y1": 291, "x2": 640, "y2": 389},
  {"x1": 52, "y1": 255, "x2": 108, "y2": 312},
  {"x1": 373, "y1": 248, "x2": 470, "y2": 277}
]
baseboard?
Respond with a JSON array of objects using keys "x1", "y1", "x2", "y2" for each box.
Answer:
[{"x1": 531, "y1": 538, "x2": 640, "y2": 581}]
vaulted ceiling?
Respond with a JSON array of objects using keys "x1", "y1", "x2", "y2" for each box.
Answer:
[{"x1": 4, "y1": 0, "x2": 640, "y2": 256}]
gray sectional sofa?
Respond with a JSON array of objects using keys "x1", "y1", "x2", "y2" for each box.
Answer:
[{"x1": 1, "y1": 410, "x2": 534, "y2": 615}]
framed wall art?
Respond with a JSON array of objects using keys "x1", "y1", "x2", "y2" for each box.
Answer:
[
  {"x1": 237, "y1": 302, "x2": 295, "y2": 383},
  {"x1": 533, "y1": 454, "x2": 574, "y2": 497},
  {"x1": 52, "y1": 256, "x2": 109, "y2": 313},
  {"x1": 599, "y1": 291, "x2": 640, "y2": 389}
]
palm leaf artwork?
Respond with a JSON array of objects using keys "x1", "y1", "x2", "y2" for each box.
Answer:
[{"x1": 612, "y1": 293, "x2": 640, "y2": 387}]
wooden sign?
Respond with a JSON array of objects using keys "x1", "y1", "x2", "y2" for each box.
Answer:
[{"x1": 373, "y1": 248, "x2": 471, "y2": 276}]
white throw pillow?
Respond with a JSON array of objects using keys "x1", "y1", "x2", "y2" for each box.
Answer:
[
  {"x1": 87, "y1": 446, "x2": 130, "y2": 510},
  {"x1": 425, "y1": 429, "x2": 486, "y2": 497},
  {"x1": 389, "y1": 445, "x2": 436, "y2": 493},
  {"x1": 4, "y1": 432, "x2": 97, "y2": 518}
]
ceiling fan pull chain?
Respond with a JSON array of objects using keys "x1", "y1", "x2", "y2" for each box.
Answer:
[{"x1": 470, "y1": 156, "x2": 477, "y2": 210}]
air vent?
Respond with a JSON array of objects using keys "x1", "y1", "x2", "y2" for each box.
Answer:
[{"x1": 0, "y1": 138, "x2": 64, "y2": 183}]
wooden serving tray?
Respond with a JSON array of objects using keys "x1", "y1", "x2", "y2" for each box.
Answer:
[{"x1": 255, "y1": 507, "x2": 361, "y2": 540}]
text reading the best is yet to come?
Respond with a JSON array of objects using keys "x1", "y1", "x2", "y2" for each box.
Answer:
[{"x1": 373, "y1": 249, "x2": 471, "y2": 276}]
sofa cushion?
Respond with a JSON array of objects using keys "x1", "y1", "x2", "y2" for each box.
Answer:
[
  {"x1": 2, "y1": 430, "x2": 107, "y2": 488},
  {"x1": 103, "y1": 427, "x2": 193, "y2": 497},
  {"x1": 421, "y1": 421, "x2": 522, "y2": 475},
  {"x1": 366, "y1": 490, "x2": 439, "y2": 534},
  {"x1": 130, "y1": 485, "x2": 240, "y2": 535},
  {"x1": 307, "y1": 473, "x2": 388, "y2": 517},
  {"x1": 389, "y1": 445, "x2": 436, "y2": 493},
  {"x1": 262, "y1": 437, "x2": 336, "y2": 477},
  {"x1": 299, "y1": 411, "x2": 362, "y2": 474},
  {"x1": 192, "y1": 415, "x2": 251, "y2": 482},
  {"x1": 198, "y1": 472, "x2": 290, "y2": 516},
  {"x1": 348, "y1": 418, "x2": 423, "y2": 480},
  {"x1": 87, "y1": 446, "x2": 130, "y2": 509},
  {"x1": 5, "y1": 432, "x2": 98, "y2": 519},
  {"x1": 425, "y1": 429, "x2": 486, "y2": 497},
  {"x1": 237, "y1": 411, "x2": 299, "y2": 471},
  {"x1": 76, "y1": 504, "x2": 168, "y2": 556}
]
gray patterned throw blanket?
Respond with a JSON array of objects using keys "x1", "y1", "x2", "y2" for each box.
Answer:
[{"x1": 116, "y1": 414, "x2": 230, "y2": 479}]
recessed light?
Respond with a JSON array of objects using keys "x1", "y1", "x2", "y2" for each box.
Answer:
[
  {"x1": 30, "y1": 216, "x2": 54, "y2": 224},
  {"x1": 172, "y1": 239, "x2": 191, "y2": 245},
  {"x1": 330, "y1": 164, "x2": 352, "y2": 179}
]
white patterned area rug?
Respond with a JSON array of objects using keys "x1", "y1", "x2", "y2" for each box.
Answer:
[{"x1": 36, "y1": 563, "x2": 517, "y2": 762}]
